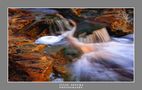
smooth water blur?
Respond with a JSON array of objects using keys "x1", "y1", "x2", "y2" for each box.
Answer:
[
  {"x1": 22, "y1": 8, "x2": 58, "y2": 14},
  {"x1": 69, "y1": 34, "x2": 134, "y2": 81}
]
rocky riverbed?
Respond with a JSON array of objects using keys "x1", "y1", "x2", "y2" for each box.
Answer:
[{"x1": 8, "y1": 8, "x2": 134, "y2": 82}]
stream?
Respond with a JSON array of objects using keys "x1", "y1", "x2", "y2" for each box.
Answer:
[{"x1": 49, "y1": 34, "x2": 134, "y2": 82}]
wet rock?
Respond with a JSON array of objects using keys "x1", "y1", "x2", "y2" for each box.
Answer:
[
  {"x1": 71, "y1": 8, "x2": 133, "y2": 37},
  {"x1": 8, "y1": 8, "x2": 72, "y2": 81},
  {"x1": 8, "y1": 8, "x2": 33, "y2": 17},
  {"x1": 8, "y1": 35, "x2": 71, "y2": 81},
  {"x1": 87, "y1": 9, "x2": 133, "y2": 37},
  {"x1": 9, "y1": 9, "x2": 75, "y2": 39},
  {"x1": 55, "y1": 9, "x2": 83, "y2": 22},
  {"x1": 9, "y1": 59, "x2": 33, "y2": 81},
  {"x1": 8, "y1": 9, "x2": 50, "y2": 39},
  {"x1": 9, "y1": 35, "x2": 54, "y2": 81},
  {"x1": 74, "y1": 21, "x2": 105, "y2": 37}
]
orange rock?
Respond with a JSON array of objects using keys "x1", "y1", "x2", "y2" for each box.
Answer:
[
  {"x1": 72, "y1": 8, "x2": 82, "y2": 16},
  {"x1": 32, "y1": 45, "x2": 47, "y2": 53},
  {"x1": 92, "y1": 14, "x2": 132, "y2": 36},
  {"x1": 8, "y1": 34, "x2": 53, "y2": 81}
]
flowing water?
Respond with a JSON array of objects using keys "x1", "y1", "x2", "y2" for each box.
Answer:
[
  {"x1": 69, "y1": 34, "x2": 134, "y2": 81},
  {"x1": 36, "y1": 26, "x2": 134, "y2": 81},
  {"x1": 32, "y1": 12, "x2": 134, "y2": 81},
  {"x1": 78, "y1": 28, "x2": 111, "y2": 43},
  {"x1": 47, "y1": 31, "x2": 134, "y2": 81}
]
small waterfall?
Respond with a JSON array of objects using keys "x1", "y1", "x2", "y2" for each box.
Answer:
[
  {"x1": 78, "y1": 28, "x2": 111, "y2": 43},
  {"x1": 48, "y1": 18, "x2": 72, "y2": 35},
  {"x1": 55, "y1": 20, "x2": 64, "y2": 33},
  {"x1": 49, "y1": 20, "x2": 55, "y2": 35},
  {"x1": 94, "y1": 28, "x2": 111, "y2": 42}
]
